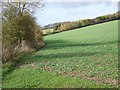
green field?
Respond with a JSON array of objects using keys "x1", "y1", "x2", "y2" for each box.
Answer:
[{"x1": 3, "y1": 20, "x2": 118, "y2": 88}]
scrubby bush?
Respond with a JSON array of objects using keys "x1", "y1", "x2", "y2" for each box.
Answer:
[
  {"x1": 79, "y1": 20, "x2": 85, "y2": 27},
  {"x1": 53, "y1": 24, "x2": 61, "y2": 32},
  {"x1": 82, "y1": 19, "x2": 91, "y2": 26},
  {"x1": 34, "y1": 24, "x2": 45, "y2": 49},
  {"x1": 96, "y1": 16, "x2": 105, "y2": 23},
  {"x1": 2, "y1": 4, "x2": 44, "y2": 63}
]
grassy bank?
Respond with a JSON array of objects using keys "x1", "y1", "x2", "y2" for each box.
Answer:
[{"x1": 3, "y1": 20, "x2": 118, "y2": 88}]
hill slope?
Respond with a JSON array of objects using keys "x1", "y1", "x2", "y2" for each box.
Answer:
[{"x1": 3, "y1": 20, "x2": 118, "y2": 88}]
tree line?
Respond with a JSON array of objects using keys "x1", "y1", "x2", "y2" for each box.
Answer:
[{"x1": 43, "y1": 11, "x2": 120, "y2": 35}]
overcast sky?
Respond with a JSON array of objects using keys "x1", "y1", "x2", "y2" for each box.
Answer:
[{"x1": 34, "y1": 1, "x2": 118, "y2": 26}]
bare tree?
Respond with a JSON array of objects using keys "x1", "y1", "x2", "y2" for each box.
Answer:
[{"x1": 1, "y1": 0, "x2": 44, "y2": 15}]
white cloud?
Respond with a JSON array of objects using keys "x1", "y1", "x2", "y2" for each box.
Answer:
[{"x1": 35, "y1": 1, "x2": 118, "y2": 26}]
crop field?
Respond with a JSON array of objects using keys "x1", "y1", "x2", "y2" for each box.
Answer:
[{"x1": 3, "y1": 20, "x2": 118, "y2": 88}]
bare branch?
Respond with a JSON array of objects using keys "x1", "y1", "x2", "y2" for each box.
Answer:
[{"x1": 2, "y1": 0, "x2": 44, "y2": 15}]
